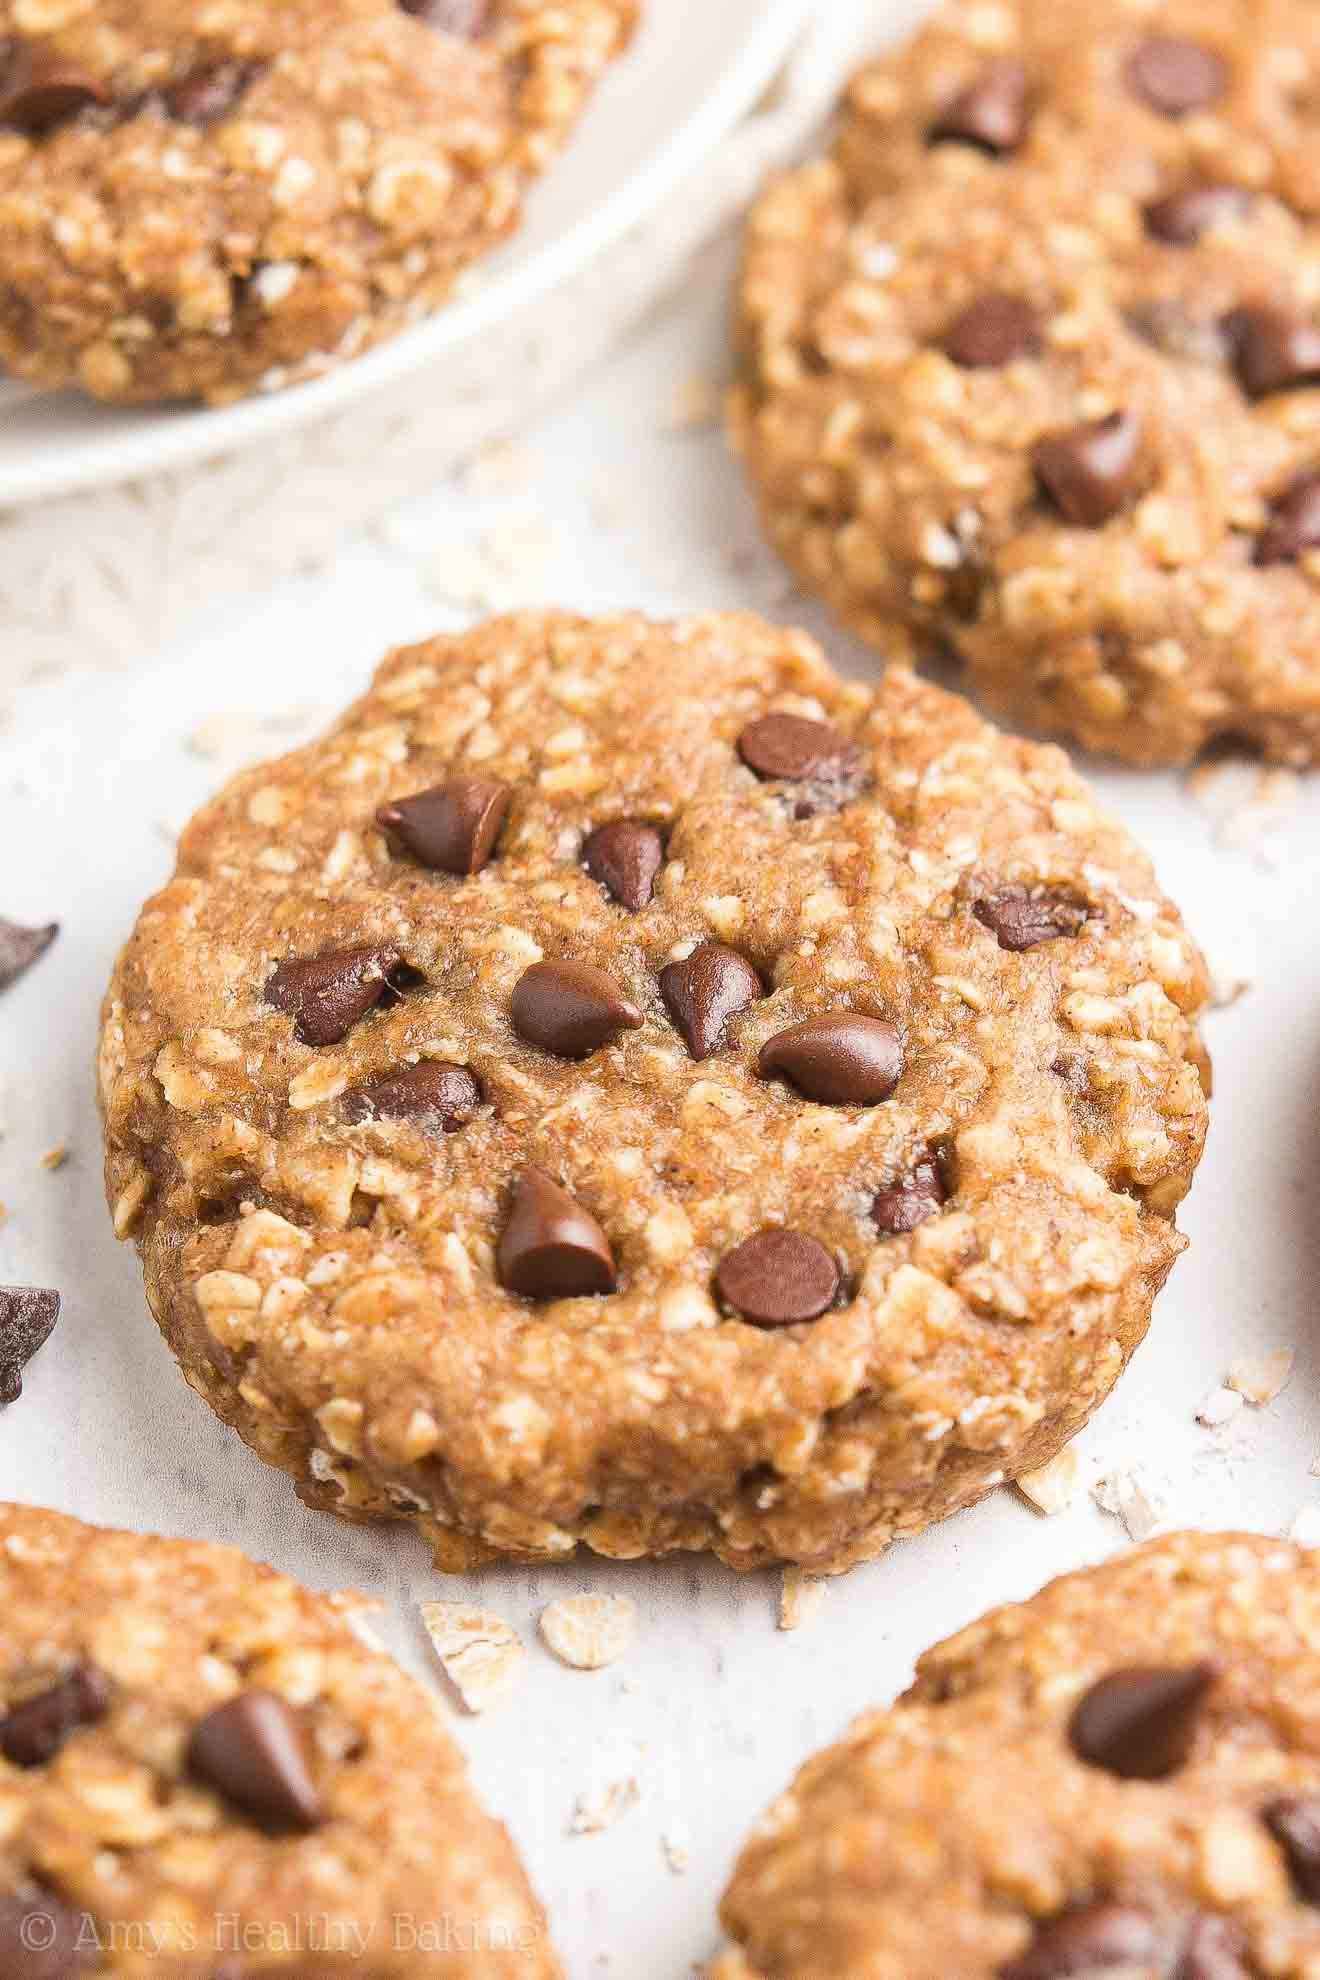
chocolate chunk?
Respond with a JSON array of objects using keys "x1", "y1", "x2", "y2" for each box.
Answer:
[
  {"x1": 660, "y1": 943, "x2": 762, "y2": 1060},
  {"x1": 737, "y1": 713, "x2": 862, "y2": 787},
  {"x1": 974, "y1": 889, "x2": 1087, "y2": 952},
  {"x1": 1125, "y1": 35, "x2": 1228, "y2": 117},
  {"x1": 757, "y1": 1013, "x2": 903, "y2": 1106},
  {"x1": 715, "y1": 1231, "x2": 840, "y2": 1328},
  {"x1": 942, "y1": 295, "x2": 1040, "y2": 369},
  {"x1": 1226, "y1": 305, "x2": 1320, "y2": 399},
  {"x1": 583, "y1": 821, "x2": 665, "y2": 912},
  {"x1": 930, "y1": 59, "x2": 1031, "y2": 154},
  {"x1": 167, "y1": 61, "x2": 259, "y2": 125},
  {"x1": 398, "y1": 0, "x2": 494, "y2": 31},
  {"x1": 377, "y1": 779, "x2": 512, "y2": 876},
  {"x1": 264, "y1": 945, "x2": 407, "y2": 1047},
  {"x1": 1033, "y1": 413, "x2": 1142, "y2": 526},
  {"x1": 0, "y1": 1287, "x2": 61, "y2": 1406},
  {"x1": 873, "y1": 1159, "x2": 946, "y2": 1236},
  {"x1": 1264, "y1": 1796, "x2": 1320, "y2": 1902},
  {"x1": 0, "y1": 44, "x2": 108, "y2": 133},
  {"x1": 1001, "y1": 1904, "x2": 1161, "y2": 1979},
  {"x1": 343, "y1": 1061, "x2": 482, "y2": 1133},
  {"x1": 1, "y1": 1663, "x2": 110, "y2": 1768},
  {"x1": 0, "y1": 917, "x2": 57, "y2": 993},
  {"x1": 188, "y1": 1690, "x2": 324, "y2": 1833},
  {"x1": 497, "y1": 1167, "x2": 616, "y2": 1299},
  {"x1": 511, "y1": 960, "x2": 643, "y2": 1059},
  {"x1": 1144, "y1": 183, "x2": 1251, "y2": 244},
  {"x1": 0, "y1": 1889, "x2": 95, "y2": 1978},
  {"x1": 1181, "y1": 1914, "x2": 1255, "y2": 1980},
  {"x1": 1068, "y1": 1663, "x2": 1216, "y2": 1779},
  {"x1": 1256, "y1": 472, "x2": 1320, "y2": 566}
]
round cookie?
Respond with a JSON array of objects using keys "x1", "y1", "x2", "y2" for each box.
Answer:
[
  {"x1": 734, "y1": 0, "x2": 1320, "y2": 767},
  {"x1": 0, "y1": 0, "x2": 635, "y2": 404},
  {"x1": 711, "y1": 1531, "x2": 1320, "y2": 1980},
  {"x1": 99, "y1": 610, "x2": 1209, "y2": 1575},
  {"x1": 0, "y1": 1501, "x2": 558, "y2": 1977}
]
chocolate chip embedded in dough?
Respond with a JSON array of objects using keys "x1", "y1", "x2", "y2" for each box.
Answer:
[
  {"x1": 715, "y1": 1231, "x2": 840, "y2": 1328},
  {"x1": 1226, "y1": 305, "x2": 1320, "y2": 400},
  {"x1": 377, "y1": 779, "x2": 512, "y2": 876},
  {"x1": 1067, "y1": 1663, "x2": 1216, "y2": 1779},
  {"x1": 167, "y1": 61, "x2": 260, "y2": 125},
  {"x1": 929, "y1": 59, "x2": 1031, "y2": 153},
  {"x1": 0, "y1": 44, "x2": 108, "y2": 134},
  {"x1": 511, "y1": 960, "x2": 644, "y2": 1059},
  {"x1": 1181, "y1": 1914, "x2": 1255, "y2": 1980},
  {"x1": 1033, "y1": 414, "x2": 1142, "y2": 527},
  {"x1": 873, "y1": 1159, "x2": 946, "y2": 1237},
  {"x1": 1124, "y1": 35, "x2": 1228, "y2": 117},
  {"x1": 497, "y1": 1167, "x2": 617, "y2": 1298},
  {"x1": 974, "y1": 890, "x2": 1088, "y2": 952},
  {"x1": 1144, "y1": 182, "x2": 1251, "y2": 245},
  {"x1": 343, "y1": 1061, "x2": 482, "y2": 1133},
  {"x1": 999, "y1": 1902, "x2": 1161, "y2": 1980},
  {"x1": 737, "y1": 713, "x2": 862, "y2": 786},
  {"x1": 399, "y1": 0, "x2": 495, "y2": 31},
  {"x1": 187, "y1": 1690, "x2": 325, "y2": 1833},
  {"x1": 1256, "y1": 472, "x2": 1320, "y2": 567},
  {"x1": 942, "y1": 294, "x2": 1040, "y2": 368},
  {"x1": 583, "y1": 821, "x2": 665, "y2": 911},
  {"x1": 758, "y1": 1014, "x2": 903, "y2": 1106},
  {"x1": 1, "y1": 1663, "x2": 111, "y2": 1768},
  {"x1": 660, "y1": 944, "x2": 763, "y2": 1061},
  {"x1": 264, "y1": 945, "x2": 407, "y2": 1048},
  {"x1": 1264, "y1": 1796, "x2": 1320, "y2": 1903}
]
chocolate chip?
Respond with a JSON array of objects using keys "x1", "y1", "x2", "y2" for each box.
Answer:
[
  {"x1": 377, "y1": 779, "x2": 512, "y2": 876},
  {"x1": 930, "y1": 58, "x2": 1031, "y2": 154},
  {"x1": 974, "y1": 889, "x2": 1088, "y2": 952},
  {"x1": 1001, "y1": 1904, "x2": 1161, "y2": 1980},
  {"x1": 1181, "y1": 1915, "x2": 1255, "y2": 1980},
  {"x1": 873, "y1": 1158, "x2": 946, "y2": 1236},
  {"x1": 0, "y1": 44, "x2": 108, "y2": 133},
  {"x1": 1264, "y1": 1796, "x2": 1320, "y2": 1902},
  {"x1": 660, "y1": 943, "x2": 762, "y2": 1061},
  {"x1": 1256, "y1": 471, "x2": 1320, "y2": 566},
  {"x1": 1033, "y1": 413, "x2": 1142, "y2": 526},
  {"x1": 188, "y1": 1690, "x2": 324, "y2": 1833},
  {"x1": 758, "y1": 1013, "x2": 903, "y2": 1106},
  {"x1": 0, "y1": 1287, "x2": 60, "y2": 1406},
  {"x1": 511, "y1": 960, "x2": 643, "y2": 1059},
  {"x1": 583, "y1": 821, "x2": 664, "y2": 912},
  {"x1": 1125, "y1": 35, "x2": 1228, "y2": 117},
  {"x1": 264, "y1": 945, "x2": 407, "y2": 1047},
  {"x1": 1, "y1": 1664, "x2": 110, "y2": 1768},
  {"x1": 737, "y1": 713, "x2": 862, "y2": 787},
  {"x1": 942, "y1": 294, "x2": 1040, "y2": 368},
  {"x1": 497, "y1": 1167, "x2": 616, "y2": 1298},
  {"x1": 166, "y1": 60, "x2": 259, "y2": 125},
  {"x1": 0, "y1": 1889, "x2": 95, "y2": 1978},
  {"x1": 1226, "y1": 305, "x2": 1320, "y2": 399},
  {"x1": 399, "y1": 0, "x2": 494, "y2": 30},
  {"x1": 715, "y1": 1231, "x2": 840, "y2": 1328},
  {"x1": 1126, "y1": 299, "x2": 1231, "y2": 366},
  {"x1": 0, "y1": 916, "x2": 57, "y2": 993},
  {"x1": 1144, "y1": 182, "x2": 1252, "y2": 244},
  {"x1": 1068, "y1": 1663, "x2": 1216, "y2": 1779},
  {"x1": 343, "y1": 1061, "x2": 482, "y2": 1133}
]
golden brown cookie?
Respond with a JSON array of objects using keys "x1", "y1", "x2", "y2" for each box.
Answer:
[
  {"x1": 733, "y1": 0, "x2": 1320, "y2": 767},
  {"x1": 99, "y1": 610, "x2": 1209, "y2": 1575},
  {"x1": 0, "y1": 0, "x2": 635, "y2": 404}
]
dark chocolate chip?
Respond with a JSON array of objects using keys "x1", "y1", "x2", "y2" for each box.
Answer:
[
  {"x1": 583, "y1": 821, "x2": 665, "y2": 912},
  {"x1": 942, "y1": 294, "x2": 1040, "y2": 368},
  {"x1": 873, "y1": 1159, "x2": 947, "y2": 1236},
  {"x1": 1001, "y1": 1903, "x2": 1161, "y2": 1980},
  {"x1": 511, "y1": 960, "x2": 643, "y2": 1059},
  {"x1": 1068, "y1": 1663, "x2": 1216, "y2": 1779},
  {"x1": 1033, "y1": 413, "x2": 1142, "y2": 526},
  {"x1": 1180, "y1": 1914, "x2": 1255, "y2": 1980},
  {"x1": 757, "y1": 1013, "x2": 903, "y2": 1106},
  {"x1": 1256, "y1": 471, "x2": 1320, "y2": 566},
  {"x1": 737, "y1": 713, "x2": 862, "y2": 786},
  {"x1": 264, "y1": 945, "x2": 407, "y2": 1048},
  {"x1": 1226, "y1": 305, "x2": 1320, "y2": 399},
  {"x1": 1125, "y1": 35, "x2": 1228, "y2": 116},
  {"x1": 497, "y1": 1167, "x2": 616, "y2": 1298},
  {"x1": 974, "y1": 889, "x2": 1088, "y2": 952},
  {"x1": 0, "y1": 917, "x2": 57, "y2": 994},
  {"x1": 377, "y1": 779, "x2": 512, "y2": 876},
  {"x1": 930, "y1": 58, "x2": 1031, "y2": 154},
  {"x1": 1264, "y1": 1796, "x2": 1320, "y2": 1902},
  {"x1": 342, "y1": 1061, "x2": 482, "y2": 1133},
  {"x1": 660, "y1": 943, "x2": 762, "y2": 1061},
  {"x1": 715, "y1": 1231, "x2": 840, "y2": 1328},
  {"x1": 1, "y1": 1664, "x2": 110, "y2": 1768},
  {"x1": 0, "y1": 44, "x2": 108, "y2": 133},
  {"x1": 0, "y1": 1287, "x2": 61, "y2": 1406},
  {"x1": 167, "y1": 60, "x2": 259, "y2": 125},
  {"x1": 188, "y1": 1690, "x2": 324, "y2": 1833},
  {"x1": 398, "y1": 0, "x2": 494, "y2": 31},
  {"x1": 1144, "y1": 182, "x2": 1252, "y2": 244},
  {"x1": 0, "y1": 1889, "x2": 95, "y2": 1978}
]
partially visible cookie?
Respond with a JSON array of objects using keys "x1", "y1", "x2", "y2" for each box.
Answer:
[
  {"x1": 0, "y1": 1501, "x2": 559, "y2": 1976},
  {"x1": 0, "y1": 0, "x2": 635, "y2": 404},
  {"x1": 99, "y1": 610, "x2": 1208, "y2": 1576},
  {"x1": 712, "y1": 1532, "x2": 1320, "y2": 1980},
  {"x1": 734, "y1": 0, "x2": 1320, "y2": 766}
]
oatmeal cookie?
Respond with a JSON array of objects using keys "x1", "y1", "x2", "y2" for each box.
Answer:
[
  {"x1": 0, "y1": 1501, "x2": 558, "y2": 1977},
  {"x1": 734, "y1": 0, "x2": 1320, "y2": 767},
  {"x1": 0, "y1": 0, "x2": 635, "y2": 404},
  {"x1": 711, "y1": 1531, "x2": 1320, "y2": 1980},
  {"x1": 99, "y1": 610, "x2": 1209, "y2": 1575}
]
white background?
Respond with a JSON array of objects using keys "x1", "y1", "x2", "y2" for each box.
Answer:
[{"x1": 3, "y1": 244, "x2": 1320, "y2": 1979}]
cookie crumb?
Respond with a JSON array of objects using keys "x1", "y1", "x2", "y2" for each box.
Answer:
[
  {"x1": 778, "y1": 1567, "x2": 829, "y2": 1632},
  {"x1": 1228, "y1": 1348, "x2": 1294, "y2": 1405},
  {"x1": 1015, "y1": 1446, "x2": 1080, "y2": 1516},
  {"x1": 539, "y1": 1593, "x2": 636, "y2": 1671},
  {"x1": 1092, "y1": 1463, "x2": 1168, "y2": 1540},
  {"x1": 569, "y1": 1776, "x2": 640, "y2": 1836},
  {"x1": 1290, "y1": 1505, "x2": 1320, "y2": 1548},
  {"x1": 1196, "y1": 1386, "x2": 1245, "y2": 1429},
  {"x1": 419, "y1": 1601, "x2": 525, "y2": 1713},
  {"x1": 39, "y1": 1145, "x2": 67, "y2": 1172},
  {"x1": 661, "y1": 1825, "x2": 691, "y2": 1875}
]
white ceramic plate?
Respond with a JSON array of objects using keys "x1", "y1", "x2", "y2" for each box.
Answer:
[{"x1": 0, "y1": 0, "x2": 814, "y2": 508}]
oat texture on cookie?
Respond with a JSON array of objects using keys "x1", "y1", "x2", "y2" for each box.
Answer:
[
  {"x1": 99, "y1": 610, "x2": 1209, "y2": 1575},
  {"x1": 734, "y1": 0, "x2": 1320, "y2": 766},
  {"x1": 0, "y1": 0, "x2": 636, "y2": 404}
]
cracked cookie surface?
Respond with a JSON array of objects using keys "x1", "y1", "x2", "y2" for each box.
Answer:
[
  {"x1": 99, "y1": 610, "x2": 1209, "y2": 1575},
  {"x1": 734, "y1": 0, "x2": 1320, "y2": 767}
]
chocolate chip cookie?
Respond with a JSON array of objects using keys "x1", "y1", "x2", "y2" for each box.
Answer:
[
  {"x1": 711, "y1": 1531, "x2": 1320, "y2": 1980},
  {"x1": 0, "y1": 0, "x2": 635, "y2": 404},
  {"x1": 0, "y1": 1501, "x2": 558, "y2": 1976},
  {"x1": 99, "y1": 610, "x2": 1209, "y2": 1575},
  {"x1": 734, "y1": 0, "x2": 1320, "y2": 767}
]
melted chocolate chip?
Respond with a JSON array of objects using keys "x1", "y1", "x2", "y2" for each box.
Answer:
[
  {"x1": 342, "y1": 1061, "x2": 482, "y2": 1132},
  {"x1": 873, "y1": 1159, "x2": 947, "y2": 1236},
  {"x1": 1125, "y1": 35, "x2": 1228, "y2": 117},
  {"x1": 1000, "y1": 1903, "x2": 1161, "y2": 1980},
  {"x1": 0, "y1": 917, "x2": 57, "y2": 993},
  {"x1": 1, "y1": 1664, "x2": 110, "y2": 1768},
  {"x1": 188, "y1": 1690, "x2": 324, "y2": 1833},
  {"x1": 497, "y1": 1167, "x2": 616, "y2": 1298},
  {"x1": 511, "y1": 960, "x2": 643, "y2": 1059},
  {"x1": 715, "y1": 1231, "x2": 840, "y2": 1328},
  {"x1": 377, "y1": 779, "x2": 512, "y2": 876},
  {"x1": 1256, "y1": 471, "x2": 1320, "y2": 566},
  {"x1": 930, "y1": 59, "x2": 1032, "y2": 153},
  {"x1": 1068, "y1": 1663, "x2": 1216, "y2": 1779},
  {"x1": 942, "y1": 294, "x2": 1041, "y2": 368},
  {"x1": 264, "y1": 945, "x2": 408, "y2": 1047},
  {"x1": 1226, "y1": 305, "x2": 1320, "y2": 399},
  {"x1": 1181, "y1": 1914, "x2": 1255, "y2": 1980},
  {"x1": 0, "y1": 43, "x2": 108, "y2": 133},
  {"x1": 1033, "y1": 413, "x2": 1142, "y2": 526},
  {"x1": 660, "y1": 944, "x2": 762, "y2": 1061},
  {"x1": 974, "y1": 889, "x2": 1088, "y2": 952},
  {"x1": 0, "y1": 1286, "x2": 61, "y2": 1406},
  {"x1": 167, "y1": 60, "x2": 259, "y2": 125},
  {"x1": 583, "y1": 820, "x2": 665, "y2": 911},
  {"x1": 1264, "y1": 1796, "x2": 1320, "y2": 1902},
  {"x1": 1144, "y1": 182, "x2": 1252, "y2": 244},
  {"x1": 399, "y1": 0, "x2": 494, "y2": 31},
  {"x1": 0, "y1": 1889, "x2": 95, "y2": 1978},
  {"x1": 737, "y1": 713, "x2": 862, "y2": 787},
  {"x1": 757, "y1": 1013, "x2": 903, "y2": 1106}
]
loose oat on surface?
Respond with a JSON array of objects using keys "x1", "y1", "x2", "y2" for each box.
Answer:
[
  {"x1": 420, "y1": 1599, "x2": 525, "y2": 1712},
  {"x1": 538, "y1": 1593, "x2": 635, "y2": 1670}
]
